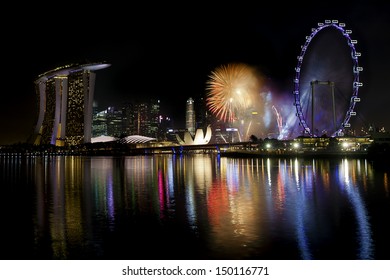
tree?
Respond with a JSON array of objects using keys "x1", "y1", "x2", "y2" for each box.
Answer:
[{"x1": 249, "y1": 134, "x2": 258, "y2": 143}]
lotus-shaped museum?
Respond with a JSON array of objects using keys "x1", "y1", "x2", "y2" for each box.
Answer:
[{"x1": 175, "y1": 125, "x2": 212, "y2": 145}]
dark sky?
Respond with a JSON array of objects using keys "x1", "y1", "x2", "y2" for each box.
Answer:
[{"x1": 1, "y1": 1, "x2": 390, "y2": 145}]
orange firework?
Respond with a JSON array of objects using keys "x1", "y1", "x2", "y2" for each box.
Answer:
[{"x1": 206, "y1": 63, "x2": 260, "y2": 123}]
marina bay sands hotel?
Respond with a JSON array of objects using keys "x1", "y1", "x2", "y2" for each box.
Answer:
[{"x1": 30, "y1": 62, "x2": 110, "y2": 146}]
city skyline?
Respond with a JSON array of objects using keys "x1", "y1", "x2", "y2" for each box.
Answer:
[{"x1": 1, "y1": 2, "x2": 390, "y2": 145}]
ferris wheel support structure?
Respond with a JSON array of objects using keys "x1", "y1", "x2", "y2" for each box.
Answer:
[
  {"x1": 293, "y1": 19, "x2": 363, "y2": 137},
  {"x1": 310, "y1": 80, "x2": 336, "y2": 136}
]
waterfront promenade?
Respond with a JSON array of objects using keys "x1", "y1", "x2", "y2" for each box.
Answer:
[{"x1": 1, "y1": 139, "x2": 387, "y2": 160}]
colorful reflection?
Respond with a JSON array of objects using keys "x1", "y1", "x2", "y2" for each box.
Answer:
[
  {"x1": 338, "y1": 159, "x2": 374, "y2": 259},
  {"x1": 205, "y1": 157, "x2": 267, "y2": 258},
  {"x1": 1, "y1": 154, "x2": 385, "y2": 259},
  {"x1": 33, "y1": 156, "x2": 86, "y2": 259}
]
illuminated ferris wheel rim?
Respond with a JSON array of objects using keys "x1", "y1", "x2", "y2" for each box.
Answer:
[{"x1": 293, "y1": 19, "x2": 363, "y2": 137}]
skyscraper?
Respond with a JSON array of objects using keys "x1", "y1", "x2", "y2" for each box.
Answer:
[
  {"x1": 186, "y1": 97, "x2": 195, "y2": 136},
  {"x1": 31, "y1": 62, "x2": 110, "y2": 146}
]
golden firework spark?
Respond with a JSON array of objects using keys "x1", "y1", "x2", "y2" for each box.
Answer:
[{"x1": 206, "y1": 63, "x2": 261, "y2": 123}]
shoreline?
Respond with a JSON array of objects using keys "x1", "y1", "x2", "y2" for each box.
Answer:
[
  {"x1": 219, "y1": 149, "x2": 389, "y2": 160},
  {"x1": 1, "y1": 149, "x2": 388, "y2": 160}
]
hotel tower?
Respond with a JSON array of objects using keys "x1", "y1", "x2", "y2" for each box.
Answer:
[{"x1": 31, "y1": 62, "x2": 110, "y2": 146}]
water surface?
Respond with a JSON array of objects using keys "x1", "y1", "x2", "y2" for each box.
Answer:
[{"x1": 0, "y1": 154, "x2": 389, "y2": 260}]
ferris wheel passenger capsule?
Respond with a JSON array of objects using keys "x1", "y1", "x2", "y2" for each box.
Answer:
[{"x1": 353, "y1": 97, "x2": 361, "y2": 102}]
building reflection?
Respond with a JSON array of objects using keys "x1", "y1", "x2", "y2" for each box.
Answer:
[
  {"x1": 25, "y1": 154, "x2": 382, "y2": 259},
  {"x1": 33, "y1": 156, "x2": 86, "y2": 259},
  {"x1": 384, "y1": 173, "x2": 389, "y2": 197}
]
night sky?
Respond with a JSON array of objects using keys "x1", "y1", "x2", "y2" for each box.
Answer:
[{"x1": 1, "y1": 1, "x2": 389, "y2": 145}]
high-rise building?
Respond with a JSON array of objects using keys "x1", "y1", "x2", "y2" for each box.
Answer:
[
  {"x1": 149, "y1": 99, "x2": 161, "y2": 138},
  {"x1": 124, "y1": 99, "x2": 161, "y2": 138},
  {"x1": 186, "y1": 97, "x2": 195, "y2": 136},
  {"x1": 92, "y1": 108, "x2": 108, "y2": 137},
  {"x1": 195, "y1": 96, "x2": 210, "y2": 130},
  {"x1": 121, "y1": 102, "x2": 135, "y2": 137},
  {"x1": 31, "y1": 62, "x2": 110, "y2": 146},
  {"x1": 106, "y1": 106, "x2": 123, "y2": 137}
]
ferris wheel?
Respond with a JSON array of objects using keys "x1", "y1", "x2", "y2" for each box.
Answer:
[{"x1": 293, "y1": 19, "x2": 362, "y2": 137}]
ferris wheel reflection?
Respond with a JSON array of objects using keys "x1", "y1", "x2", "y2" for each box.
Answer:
[{"x1": 339, "y1": 159, "x2": 374, "y2": 259}]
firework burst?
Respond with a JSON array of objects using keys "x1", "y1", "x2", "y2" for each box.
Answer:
[{"x1": 206, "y1": 63, "x2": 261, "y2": 123}]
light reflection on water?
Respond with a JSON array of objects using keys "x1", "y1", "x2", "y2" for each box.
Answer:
[
  {"x1": 339, "y1": 159, "x2": 374, "y2": 259},
  {"x1": 0, "y1": 154, "x2": 389, "y2": 260}
]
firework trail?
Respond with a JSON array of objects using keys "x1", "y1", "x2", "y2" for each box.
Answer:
[
  {"x1": 272, "y1": 105, "x2": 283, "y2": 137},
  {"x1": 206, "y1": 63, "x2": 261, "y2": 123}
]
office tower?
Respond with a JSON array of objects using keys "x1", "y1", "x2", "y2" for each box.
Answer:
[
  {"x1": 121, "y1": 102, "x2": 135, "y2": 137},
  {"x1": 31, "y1": 62, "x2": 110, "y2": 146},
  {"x1": 92, "y1": 108, "x2": 108, "y2": 137},
  {"x1": 149, "y1": 99, "x2": 160, "y2": 139},
  {"x1": 106, "y1": 106, "x2": 123, "y2": 137},
  {"x1": 186, "y1": 97, "x2": 195, "y2": 136},
  {"x1": 134, "y1": 102, "x2": 149, "y2": 136},
  {"x1": 127, "y1": 99, "x2": 161, "y2": 138}
]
